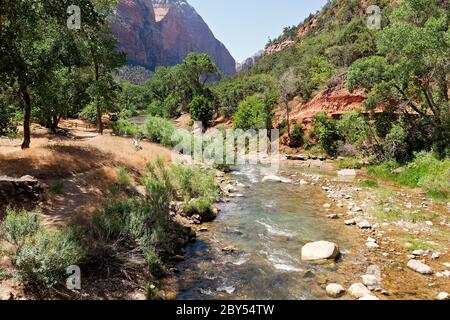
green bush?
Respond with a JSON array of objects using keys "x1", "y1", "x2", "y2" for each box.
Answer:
[
  {"x1": 116, "y1": 166, "x2": 132, "y2": 188},
  {"x1": 336, "y1": 158, "x2": 364, "y2": 169},
  {"x1": 14, "y1": 227, "x2": 85, "y2": 287},
  {"x1": 79, "y1": 103, "x2": 97, "y2": 122},
  {"x1": 172, "y1": 165, "x2": 218, "y2": 219},
  {"x1": 0, "y1": 208, "x2": 39, "y2": 248},
  {"x1": 189, "y1": 95, "x2": 213, "y2": 128},
  {"x1": 143, "y1": 116, "x2": 177, "y2": 147},
  {"x1": 290, "y1": 123, "x2": 304, "y2": 147},
  {"x1": 111, "y1": 118, "x2": 141, "y2": 137},
  {"x1": 147, "y1": 101, "x2": 166, "y2": 118},
  {"x1": 0, "y1": 209, "x2": 85, "y2": 287},
  {"x1": 232, "y1": 95, "x2": 266, "y2": 130},
  {"x1": 310, "y1": 112, "x2": 341, "y2": 156}
]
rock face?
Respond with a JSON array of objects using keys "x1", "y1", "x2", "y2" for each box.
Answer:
[
  {"x1": 0, "y1": 176, "x2": 44, "y2": 204},
  {"x1": 111, "y1": 0, "x2": 236, "y2": 76},
  {"x1": 301, "y1": 241, "x2": 340, "y2": 262}
]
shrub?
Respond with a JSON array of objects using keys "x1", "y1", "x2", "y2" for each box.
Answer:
[
  {"x1": 0, "y1": 103, "x2": 18, "y2": 137},
  {"x1": 311, "y1": 112, "x2": 341, "y2": 156},
  {"x1": 0, "y1": 208, "x2": 39, "y2": 248},
  {"x1": 172, "y1": 165, "x2": 218, "y2": 219},
  {"x1": 233, "y1": 95, "x2": 266, "y2": 130},
  {"x1": 147, "y1": 101, "x2": 165, "y2": 118},
  {"x1": 0, "y1": 209, "x2": 85, "y2": 287},
  {"x1": 336, "y1": 112, "x2": 370, "y2": 150},
  {"x1": 143, "y1": 116, "x2": 178, "y2": 147},
  {"x1": 116, "y1": 166, "x2": 132, "y2": 188},
  {"x1": 111, "y1": 118, "x2": 141, "y2": 137},
  {"x1": 290, "y1": 123, "x2": 304, "y2": 147},
  {"x1": 336, "y1": 158, "x2": 364, "y2": 169},
  {"x1": 79, "y1": 103, "x2": 97, "y2": 122},
  {"x1": 189, "y1": 95, "x2": 213, "y2": 128}
]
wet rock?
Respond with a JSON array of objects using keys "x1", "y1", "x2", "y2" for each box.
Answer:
[
  {"x1": 301, "y1": 241, "x2": 340, "y2": 262},
  {"x1": 407, "y1": 260, "x2": 433, "y2": 275},
  {"x1": 262, "y1": 175, "x2": 292, "y2": 184},
  {"x1": 437, "y1": 292, "x2": 449, "y2": 300},
  {"x1": 302, "y1": 270, "x2": 314, "y2": 278},
  {"x1": 349, "y1": 283, "x2": 372, "y2": 299},
  {"x1": 326, "y1": 284, "x2": 345, "y2": 298},
  {"x1": 362, "y1": 275, "x2": 381, "y2": 291},
  {"x1": 172, "y1": 255, "x2": 185, "y2": 262}
]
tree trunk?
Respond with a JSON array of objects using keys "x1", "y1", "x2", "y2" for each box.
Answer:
[
  {"x1": 20, "y1": 88, "x2": 31, "y2": 149},
  {"x1": 94, "y1": 62, "x2": 103, "y2": 135},
  {"x1": 285, "y1": 99, "x2": 291, "y2": 140}
]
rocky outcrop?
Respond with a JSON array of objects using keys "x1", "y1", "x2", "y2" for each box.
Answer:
[
  {"x1": 236, "y1": 50, "x2": 264, "y2": 73},
  {"x1": 0, "y1": 176, "x2": 44, "y2": 204},
  {"x1": 111, "y1": 0, "x2": 236, "y2": 76}
]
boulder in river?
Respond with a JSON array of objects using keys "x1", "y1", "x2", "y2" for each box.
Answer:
[
  {"x1": 349, "y1": 283, "x2": 372, "y2": 299},
  {"x1": 262, "y1": 175, "x2": 292, "y2": 184},
  {"x1": 326, "y1": 283, "x2": 345, "y2": 298},
  {"x1": 301, "y1": 241, "x2": 340, "y2": 262},
  {"x1": 407, "y1": 260, "x2": 433, "y2": 275}
]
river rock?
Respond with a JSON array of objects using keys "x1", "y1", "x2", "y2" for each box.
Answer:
[
  {"x1": 301, "y1": 241, "x2": 340, "y2": 262},
  {"x1": 326, "y1": 284, "x2": 345, "y2": 298},
  {"x1": 407, "y1": 260, "x2": 433, "y2": 275},
  {"x1": 338, "y1": 169, "x2": 357, "y2": 177},
  {"x1": 345, "y1": 219, "x2": 356, "y2": 226},
  {"x1": 362, "y1": 274, "x2": 380, "y2": 290},
  {"x1": 323, "y1": 203, "x2": 332, "y2": 209},
  {"x1": 299, "y1": 179, "x2": 309, "y2": 185},
  {"x1": 327, "y1": 214, "x2": 339, "y2": 219},
  {"x1": 287, "y1": 154, "x2": 307, "y2": 161},
  {"x1": 262, "y1": 175, "x2": 292, "y2": 184},
  {"x1": 437, "y1": 292, "x2": 449, "y2": 300},
  {"x1": 357, "y1": 220, "x2": 372, "y2": 229},
  {"x1": 349, "y1": 283, "x2": 372, "y2": 299}
]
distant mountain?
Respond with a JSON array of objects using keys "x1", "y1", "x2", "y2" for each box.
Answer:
[
  {"x1": 236, "y1": 50, "x2": 264, "y2": 73},
  {"x1": 110, "y1": 0, "x2": 236, "y2": 76}
]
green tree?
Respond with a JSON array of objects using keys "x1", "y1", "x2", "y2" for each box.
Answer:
[
  {"x1": 189, "y1": 95, "x2": 214, "y2": 128},
  {"x1": 348, "y1": 0, "x2": 450, "y2": 156}
]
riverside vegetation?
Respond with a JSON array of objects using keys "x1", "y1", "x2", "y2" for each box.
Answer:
[{"x1": 0, "y1": 0, "x2": 449, "y2": 299}]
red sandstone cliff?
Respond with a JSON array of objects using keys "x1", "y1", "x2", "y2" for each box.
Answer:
[{"x1": 111, "y1": 0, "x2": 236, "y2": 76}]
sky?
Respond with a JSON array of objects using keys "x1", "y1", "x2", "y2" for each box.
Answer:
[{"x1": 189, "y1": 0, "x2": 328, "y2": 62}]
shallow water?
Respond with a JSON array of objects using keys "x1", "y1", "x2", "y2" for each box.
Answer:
[{"x1": 165, "y1": 165, "x2": 359, "y2": 300}]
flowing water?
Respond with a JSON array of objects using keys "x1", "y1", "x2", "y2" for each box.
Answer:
[{"x1": 163, "y1": 165, "x2": 362, "y2": 300}]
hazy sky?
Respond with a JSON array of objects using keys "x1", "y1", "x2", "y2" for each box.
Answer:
[{"x1": 189, "y1": 0, "x2": 328, "y2": 62}]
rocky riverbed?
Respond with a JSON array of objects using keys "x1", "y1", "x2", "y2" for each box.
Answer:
[{"x1": 160, "y1": 162, "x2": 450, "y2": 300}]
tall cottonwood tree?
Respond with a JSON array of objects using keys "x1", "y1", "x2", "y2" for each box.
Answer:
[{"x1": 348, "y1": 0, "x2": 450, "y2": 156}]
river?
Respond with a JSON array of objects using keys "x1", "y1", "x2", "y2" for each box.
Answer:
[{"x1": 162, "y1": 164, "x2": 365, "y2": 300}]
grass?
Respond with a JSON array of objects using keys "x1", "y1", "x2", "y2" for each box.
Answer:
[
  {"x1": 359, "y1": 179, "x2": 379, "y2": 188},
  {"x1": 116, "y1": 166, "x2": 132, "y2": 188},
  {"x1": 367, "y1": 152, "x2": 450, "y2": 200},
  {"x1": 376, "y1": 208, "x2": 439, "y2": 223},
  {"x1": 399, "y1": 236, "x2": 442, "y2": 252},
  {"x1": 336, "y1": 157, "x2": 365, "y2": 169}
]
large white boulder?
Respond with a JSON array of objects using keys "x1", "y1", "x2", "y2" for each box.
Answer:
[
  {"x1": 349, "y1": 283, "x2": 372, "y2": 299},
  {"x1": 326, "y1": 284, "x2": 345, "y2": 298},
  {"x1": 301, "y1": 241, "x2": 340, "y2": 262},
  {"x1": 262, "y1": 175, "x2": 292, "y2": 183}
]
